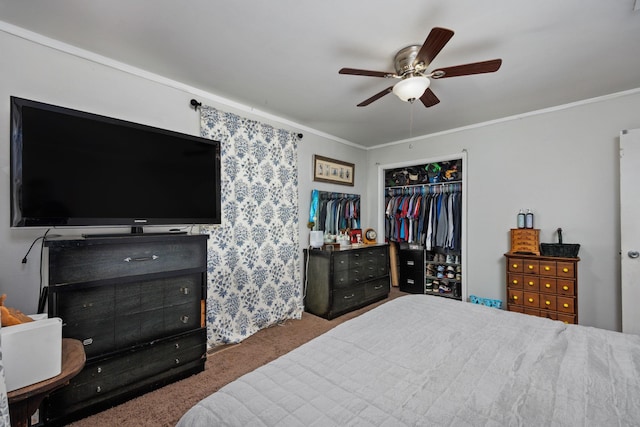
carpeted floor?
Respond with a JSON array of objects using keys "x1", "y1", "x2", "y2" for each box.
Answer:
[{"x1": 67, "y1": 286, "x2": 404, "y2": 427}]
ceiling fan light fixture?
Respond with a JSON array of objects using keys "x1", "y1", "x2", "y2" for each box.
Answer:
[{"x1": 392, "y1": 76, "x2": 430, "y2": 102}]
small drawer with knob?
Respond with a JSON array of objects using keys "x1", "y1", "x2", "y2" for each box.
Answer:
[
  {"x1": 540, "y1": 278, "x2": 557, "y2": 293},
  {"x1": 508, "y1": 259, "x2": 524, "y2": 273},
  {"x1": 333, "y1": 253, "x2": 350, "y2": 272},
  {"x1": 556, "y1": 262, "x2": 575, "y2": 278},
  {"x1": 557, "y1": 280, "x2": 575, "y2": 296},
  {"x1": 508, "y1": 289, "x2": 523, "y2": 306},
  {"x1": 523, "y1": 292, "x2": 539, "y2": 308},
  {"x1": 524, "y1": 261, "x2": 539, "y2": 274},
  {"x1": 523, "y1": 276, "x2": 540, "y2": 291},
  {"x1": 557, "y1": 297, "x2": 576, "y2": 314},
  {"x1": 539, "y1": 294, "x2": 557, "y2": 311},
  {"x1": 539, "y1": 261, "x2": 557, "y2": 276},
  {"x1": 508, "y1": 273, "x2": 524, "y2": 289}
]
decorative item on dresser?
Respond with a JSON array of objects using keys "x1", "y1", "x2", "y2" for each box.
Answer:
[
  {"x1": 509, "y1": 228, "x2": 540, "y2": 255},
  {"x1": 505, "y1": 253, "x2": 579, "y2": 324},
  {"x1": 42, "y1": 233, "x2": 208, "y2": 426},
  {"x1": 304, "y1": 244, "x2": 390, "y2": 319}
]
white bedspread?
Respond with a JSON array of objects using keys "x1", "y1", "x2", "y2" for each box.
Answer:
[{"x1": 177, "y1": 295, "x2": 640, "y2": 426}]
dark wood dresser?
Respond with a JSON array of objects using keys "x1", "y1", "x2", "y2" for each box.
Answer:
[
  {"x1": 304, "y1": 244, "x2": 390, "y2": 320},
  {"x1": 505, "y1": 253, "x2": 579, "y2": 324},
  {"x1": 43, "y1": 234, "x2": 208, "y2": 425}
]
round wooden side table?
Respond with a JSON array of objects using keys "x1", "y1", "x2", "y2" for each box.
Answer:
[{"x1": 7, "y1": 338, "x2": 86, "y2": 427}]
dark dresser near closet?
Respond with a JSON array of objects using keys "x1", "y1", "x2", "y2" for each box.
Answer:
[
  {"x1": 304, "y1": 244, "x2": 390, "y2": 319},
  {"x1": 43, "y1": 234, "x2": 208, "y2": 426}
]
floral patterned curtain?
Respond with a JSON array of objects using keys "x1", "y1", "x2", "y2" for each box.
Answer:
[{"x1": 200, "y1": 106, "x2": 303, "y2": 348}]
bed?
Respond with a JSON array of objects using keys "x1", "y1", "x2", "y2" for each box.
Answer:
[{"x1": 177, "y1": 295, "x2": 640, "y2": 426}]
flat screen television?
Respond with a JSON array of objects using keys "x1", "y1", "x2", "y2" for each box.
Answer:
[{"x1": 10, "y1": 96, "x2": 222, "y2": 232}]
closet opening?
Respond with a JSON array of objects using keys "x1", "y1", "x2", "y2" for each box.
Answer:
[{"x1": 377, "y1": 152, "x2": 467, "y2": 301}]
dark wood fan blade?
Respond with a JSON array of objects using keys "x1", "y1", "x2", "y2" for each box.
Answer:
[
  {"x1": 431, "y1": 59, "x2": 502, "y2": 79},
  {"x1": 416, "y1": 27, "x2": 455, "y2": 66},
  {"x1": 339, "y1": 68, "x2": 394, "y2": 78},
  {"x1": 357, "y1": 86, "x2": 394, "y2": 107},
  {"x1": 420, "y1": 88, "x2": 440, "y2": 108}
]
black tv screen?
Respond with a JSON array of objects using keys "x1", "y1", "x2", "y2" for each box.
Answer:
[{"x1": 10, "y1": 96, "x2": 222, "y2": 230}]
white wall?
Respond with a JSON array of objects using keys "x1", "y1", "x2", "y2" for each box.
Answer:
[
  {"x1": 365, "y1": 91, "x2": 640, "y2": 331},
  {"x1": 0, "y1": 28, "x2": 367, "y2": 314}
]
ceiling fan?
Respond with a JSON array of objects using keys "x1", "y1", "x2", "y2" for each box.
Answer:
[{"x1": 339, "y1": 27, "x2": 502, "y2": 108}]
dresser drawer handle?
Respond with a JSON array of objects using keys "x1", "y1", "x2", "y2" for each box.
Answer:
[
  {"x1": 180, "y1": 287, "x2": 190, "y2": 295},
  {"x1": 563, "y1": 268, "x2": 569, "y2": 273},
  {"x1": 563, "y1": 303, "x2": 570, "y2": 308},
  {"x1": 545, "y1": 283, "x2": 551, "y2": 288},
  {"x1": 512, "y1": 280, "x2": 518, "y2": 285},
  {"x1": 545, "y1": 300, "x2": 551, "y2": 306},
  {"x1": 374, "y1": 285, "x2": 383, "y2": 290},
  {"x1": 407, "y1": 260, "x2": 415, "y2": 266},
  {"x1": 124, "y1": 255, "x2": 159, "y2": 262},
  {"x1": 512, "y1": 263, "x2": 518, "y2": 269},
  {"x1": 180, "y1": 315, "x2": 189, "y2": 324},
  {"x1": 343, "y1": 294, "x2": 355, "y2": 300},
  {"x1": 175, "y1": 343, "x2": 180, "y2": 349},
  {"x1": 83, "y1": 338, "x2": 93, "y2": 346},
  {"x1": 528, "y1": 265, "x2": 534, "y2": 270},
  {"x1": 562, "y1": 285, "x2": 569, "y2": 291},
  {"x1": 544, "y1": 266, "x2": 551, "y2": 271},
  {"x1": 96, "y1": 386, "x2": 102, "y2": 393},
  {"x1": 528, "y1": 281, "x2": 534, "y2": 286},
  {"x1": 512, "y1": 295, "x2": 518, "y2": 301},
  {"x1": 97, "y1": 367, "x2": 102, "y2": 374},
  {"x1": 528, "y1": 298, "x2": 534, "y2": 303},
  {"x1": 175, "y1": 358, "x2": 180, "y2": 365}
]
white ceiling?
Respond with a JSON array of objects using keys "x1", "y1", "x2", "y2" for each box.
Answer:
[{"x1": 1, "y1": 1, "x2": 639, "y2": 148}]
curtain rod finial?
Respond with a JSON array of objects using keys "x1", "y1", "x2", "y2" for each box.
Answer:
[{"x1": 190, "y1": 99, "x2": 202, "y2": 110}]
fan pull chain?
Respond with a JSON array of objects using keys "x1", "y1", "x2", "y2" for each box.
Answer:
[{"x1": 409, "y1": 102, "x2": 414, "y2": 139}]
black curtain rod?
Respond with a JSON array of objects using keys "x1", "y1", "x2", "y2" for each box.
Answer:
[{"x1": 189, "y1": 98, "x2": 303, "y2": 139}]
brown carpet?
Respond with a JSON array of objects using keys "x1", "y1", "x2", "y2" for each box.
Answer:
[{"x1": 67, "y1": 287, "x2": 404, "y2": 427}]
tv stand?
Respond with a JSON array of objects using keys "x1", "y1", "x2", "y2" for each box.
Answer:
[{"x1": 43, "y1": 234, "x2": 208, "y2": 425}]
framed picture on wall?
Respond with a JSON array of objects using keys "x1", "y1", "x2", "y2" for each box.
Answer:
[{"x1": 313, "y1": 155, "x2": 354, "y2": 186}]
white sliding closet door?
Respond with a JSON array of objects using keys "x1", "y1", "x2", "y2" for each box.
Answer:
[{"x1": 620, "y1": 128, "x2": 640, "y2": 334}]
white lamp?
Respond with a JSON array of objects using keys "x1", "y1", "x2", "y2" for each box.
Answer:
[
  {"x1": 392, "y1": 76, "x2": 430, "y2": 102},
  {"x1": 309, "y1": 231, "x2": 324, "y2": 249}
]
